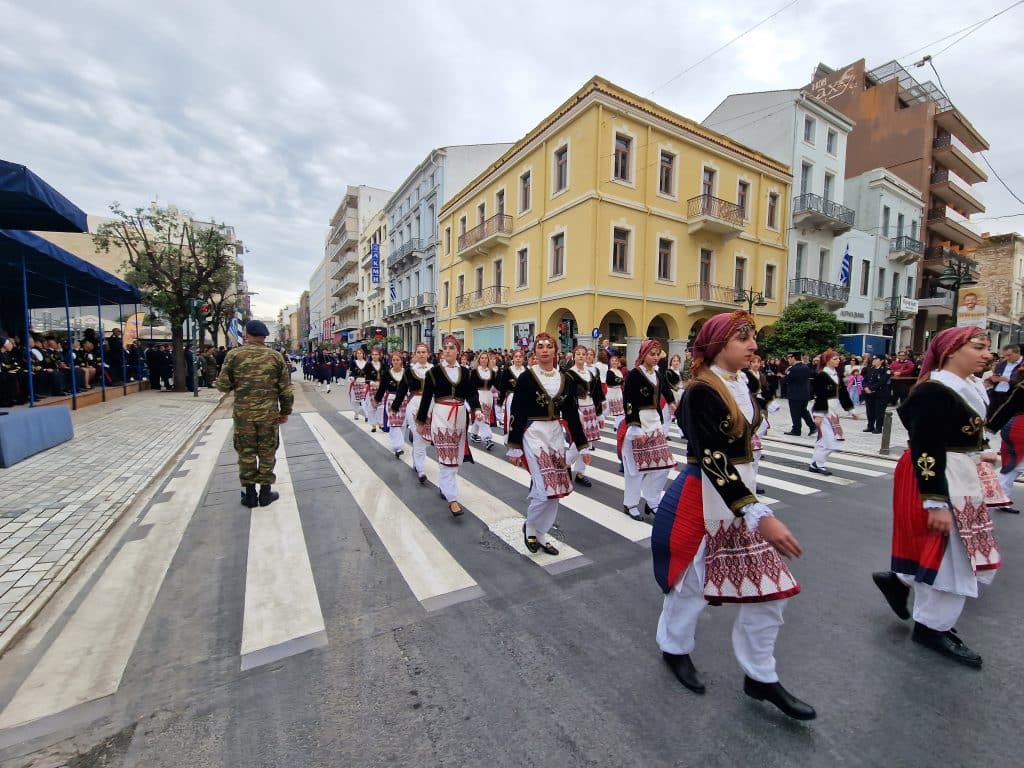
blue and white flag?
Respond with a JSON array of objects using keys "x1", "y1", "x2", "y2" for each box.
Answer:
[
  {"x1": 838, "y1": 244, "x2": 852, "y2": 286},
  {"x1": 227, "y1": 317, "x2": 242, "y2": 347},
  {"x1": 389, "y1": 279, "x2": 397, "y2": 303}
]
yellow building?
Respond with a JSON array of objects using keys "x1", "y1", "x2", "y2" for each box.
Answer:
[{"x1": 436, "y1": 76, "x2": 791, "y2": 359}]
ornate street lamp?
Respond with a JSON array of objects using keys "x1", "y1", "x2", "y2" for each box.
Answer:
[
  {"x1": 734, "y1": 286, "x2": 768, "y2": 314},
  {"x1": 934, "y1": 255, "x2": 978, "y2": 324}
]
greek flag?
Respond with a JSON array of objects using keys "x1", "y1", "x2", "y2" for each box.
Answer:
[
  {"x1": 389, "y1": 279, "x2": 397, "y2": 303},
  {"x1": 227, "y1": 310, "x2": 244, "y2": 347},
  {"x1": 838, "y1": 244, "x2": 852, "y2": 287}
]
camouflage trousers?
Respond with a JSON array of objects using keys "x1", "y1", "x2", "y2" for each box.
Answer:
[{"x1": 233, "y1": 417, "x2": 280, "y2": 485}]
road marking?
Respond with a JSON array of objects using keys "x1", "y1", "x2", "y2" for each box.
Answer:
[
  {"x1": 338, "y1": 413, "x2": 590, "y2": 574},
  {"x1": 303, "y1": 413, "x2": 482, "y2": 611},
  {"x1": 755, "y1": 459, "x2": 856, "y2": 485},
  {"x1": 240, "y1": 441, "x2": 326, "y2": 672},
  {"x1": 0, "y1": 419, "x2": 232, "y2": 735},
  {"x1": 760, "y1": 440, "x2": 897, "y2": 470},
  {"x1": 759, "y1": 446, "x2": 886, "y2": 477}
]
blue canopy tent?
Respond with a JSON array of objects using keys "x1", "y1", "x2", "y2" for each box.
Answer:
[
  {"x1": 0, "y1": 160, "x2": 89, "y2": 233},
  {"x1": 1, "y1": 228, "x2": 142, "y2": 407}
]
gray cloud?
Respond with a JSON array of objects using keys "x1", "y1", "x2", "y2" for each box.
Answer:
[{"x1": 3, "y1": 0, "x2": 1021, "y2": 317}]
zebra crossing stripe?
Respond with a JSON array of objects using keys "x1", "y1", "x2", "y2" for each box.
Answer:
[
  {"x1": 240, "y1": 441, "x2": 327, "y2": 672},
  {"x1": 302, "y1": 413, "x2": 483, "y2": 612},
  {"x1": 759, "y1": 442, "x2": 894, "y2": 472},
  {"x1": 0, "y1": 419, "x2": 232, "y2": 736},
  {"x1": 337, "y1": 412, "x2": 591, "y2": 574}
]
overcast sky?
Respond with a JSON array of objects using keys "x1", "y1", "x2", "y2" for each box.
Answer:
[{"x1": 4, "y1": 0, "x2": 1022, "y2": 318}]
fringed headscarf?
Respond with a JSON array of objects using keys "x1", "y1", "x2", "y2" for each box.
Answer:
[
  {"x1": 917, "y1": 325, "x2": 986, "y2": 383},
  {"x1": 414, "y1": 341, "x2": 430, "y2": 353},
  {"x1": 441, "y1": 334, "x2": 461, "y2": 353},
  {"x1": 690, "y1": 311, "x2": 756, "y2": 372},
  {"x1": 534, "y1": 332, "x2": 555, "y2": 351},
  {"x1": 819, "y1": 348, "x2": 839, "y2": 371},
  {"x1": 635, "y1": 338, "x2": 662, "y2": 369}
]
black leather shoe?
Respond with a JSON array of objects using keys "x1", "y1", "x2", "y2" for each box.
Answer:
[
  {"x1": 872, "y1": 571, "x2": 910, "y2": 620},
  {"x1": 662, "y1": 652, "x2": 705, "y2": 694},
  {"x1": 743, "y1": 676, "x2": 816, "y2": 720},
  {"x1": 241, "y1": 484, "x2": 257, "y2": 508},
  {"x1": 1002, "y1": 507, "x2": 1021, "y2": 514},
  {"x1": 756, "y1": 485, "x2": 766, "y2": 494},
  {"x1": 862, "y1": 427, "x2": 875, "y2": 432},
  {"x1": 911, "y1": 622, "x2": 983, "y2": 668},
  {"x1": 575, "y1": 474, "x2": 592, "y2": 488},
  {"x1": 784, "y1": 430, "x2": 800, "y2": 436},
  {"x1": 873, "y1": 429, "x2": 883, "y2": 434},
  {"x1": 418, "y1": 473, "x2": 427, "y2": 484},
  {"x1": 258, "y1": 485, "x2": 279, "y2": 507},
  {"x1": 807, "y1": 463, "x2": 832, "y2": 476},
  {"x1": 539, "y1": 540, "x2": 559, "y2": 555},
  {"x1": 523, "y1": 523, "x2": 540, "y2": 553}
]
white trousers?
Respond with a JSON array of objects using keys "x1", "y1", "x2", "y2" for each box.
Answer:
[
  {"x1": 523, "y1": 437, "x2": 560, "y2": 543},
  {"x1": 624, "y1": 469, "x2": 669, "y2": 511},
  {"x1": 438, "y1": 465, "x2": 459, "y2": 502},
  {"x1": 811, "y1": 412, "x2": 839, "y2": 468},
  {"x1": 999, "y1": 462, "x2": 1022, "y2": 498},
  {"x1": 363, "y1": 394, "x2": 382, "y2": 425},
  {"x1": 656, "y1": 538, "x2": 785, "y2": 683},
  {"x1": 388, "y1": 422, "x2": 404, "y2": 452},
  {"x1": 403, "y1": 401, "x2": 427, "y2": 474},
  {"x1": 567, "y1": 443, "x2": 586, "y2": 476}
]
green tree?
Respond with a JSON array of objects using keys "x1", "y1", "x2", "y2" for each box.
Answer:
[
  {"x1": 94, "y1": 203, "x2": 236, "y2": 391},
  {"x1": 199, "y1": 261, "x2": 242, "y2": 348},
  {"x1": 757, "y1": 299, "x2": 843, "y2": 359}
]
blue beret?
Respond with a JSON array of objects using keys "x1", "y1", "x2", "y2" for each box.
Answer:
[{"x1": 245, "y1": 320, "x2": 270, "y2": 337}]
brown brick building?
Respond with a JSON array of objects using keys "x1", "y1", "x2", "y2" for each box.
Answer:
[
  {"x1": 970, "y1": 233, "x2": 1024, "y2": 347},
  {"x1": 804, "y1": 59, "x2": 989, "y2": 346}
]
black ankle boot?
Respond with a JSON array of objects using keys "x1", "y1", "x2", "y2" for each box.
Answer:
[
  {"x1": 241, "y1": 484, "x2": 257, "y2": 508},
  {"x1": 743, "y1": 676, "x2": 816, "y2": 720},
  {"x1": 258, "y1": 485, "x2": 279, "y2": 507}
]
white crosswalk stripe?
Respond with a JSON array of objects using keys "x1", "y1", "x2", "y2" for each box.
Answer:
[{"x1": 336, "y1": 412, "x2": 591, "y2": 574}]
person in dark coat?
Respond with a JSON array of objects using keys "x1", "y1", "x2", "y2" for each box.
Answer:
[
  {"x1": 145, "y1": 343, "x2": 161, "y2": 390},
  {"x1": 781, "y1": 352, "x2": 814, "y2": 436},
  {"x1": 862, "y1": 356, "x2": 892, "y2": 433}
]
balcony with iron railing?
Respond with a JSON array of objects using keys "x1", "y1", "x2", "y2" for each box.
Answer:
[
  {"x1": 888, "y1": 235, "x2": 925, "y2": 265},
  {"x1": 926, "y1": 204, "x2": 982, "y2": 248},
  {"x1": 788, "y1": 277, "x2": 850, "y2": 308},
  {"x1": 917, "y1": 286, "x2": 955, "y2": 311},
  {"x1": 384, "y1": 292, "x2": 436, "y2": 321},
  {"x1": 792, "y1": 193, "x2": 855, "y2": 234},
  {"x1": 930, "y1": 167, "x2": 984, "y2": 216},
  {"x1": 685, "y1": 194, "x2": 745, "y2": 237},
  {"x1": 330, "y1": 250, "x2": 358, "y2": 281},
  {"x1": 457, "y1": 214, "x2": 512, "y2": 255},
  {"x1": 331, "y1": 272, "x2": 358, "y2": 298},
  {"x1": 387, "y1": 238, "x2": 425, "y2": 271},
  {"x1": 932, "y1": 134, "x2": 987, "y2": 185},
  {"x1": 454, "y1": 285, "x2": 509, "y2": 318}
]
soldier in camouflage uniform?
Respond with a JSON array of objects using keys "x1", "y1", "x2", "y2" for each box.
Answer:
[{"x1": 216, "y1": 320, "x2": 294, "y2": 508}]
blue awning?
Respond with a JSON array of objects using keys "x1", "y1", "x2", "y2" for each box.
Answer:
[
  {"x1": 0, "y1": 228, "x2": 141, "y2": 308},
  {"x1": 0, "y1": 159, "x2": 88, "y2": 233}
]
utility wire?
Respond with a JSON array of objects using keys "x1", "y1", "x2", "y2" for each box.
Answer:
[
  {"x1": 649, "y1": 0, "x2": 799, "y2": 96},
  {"x1": 896, "y1": 0, "x2": 1024, "y2": 62}
]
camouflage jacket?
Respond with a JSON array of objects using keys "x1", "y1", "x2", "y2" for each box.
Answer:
[{"x1": 216, "y1": 343, "x2": 294, "y2": 419}]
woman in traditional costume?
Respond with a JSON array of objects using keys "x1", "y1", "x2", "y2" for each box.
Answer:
[
  {"x1": 348, "y1": 347, "x2": 368, "y2": 421},
  {"x1": 604, "y1": 351, "x2": 625, "y2": 431},
  {"x1": 807, "y1": 349, "x2": 855, "y2": 476},
  {"x1": 565, "y1": 345, "x2": 605, "y2": 488},
  {"x1": 506, "y1": 333, "x2": 591, "y2": 555},
  {"x1": 988, "y1": 379, "x2": 1024, "y2": 514},
  {"x1": 362, "y1": 347, "x2": 384, "y2": 432},
  {"x1": 393, "y1": 342, "x2": 432, "y2": 483},
  {"x1": 620, "y1": 339, "x2": 676, "y2": 520},
  {"x1": 496, "y1": 348, "x2": 526, "y2": 433},
  {"x1": 872, "y1": 326, "x2": 1001, "y2": 667},
  {"x1": 664, "y1": 354, "x2": 684, "y2": 440},
  {"x1": 416, "y1": 335, "x2": 482, "y2": 517},
  {"x1": 468, "y1": 351, "x2": 496, "y2": 450},
  {"x1": 374, "y1": 351, "x2": 407, "y2": 459},
  {"x1": 651, "y1": 311, "x2": 813, "y2": 720}
]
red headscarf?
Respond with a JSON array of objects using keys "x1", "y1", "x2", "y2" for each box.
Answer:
[
  {"x1": 916, "y1": 325, "x2": 986, "y2": 382},
  {"x1": 441, "y1": 334, "x2": 461, "y2": 353},
  {"x1": 414, "y1": 341, "x2": 430, "y2": 353},
  {"x1": 635, "y1": 338, "x2": 662, "y2": 368},
  {"x1": 819, "y1": 348, "x2": 839, "y2": 371},
  {"x1": 690, "y1": 311, "x2": 756, "y2": 371},
  {"x1": 534, "y1": 332, "x2": 555, "y2": 351}
]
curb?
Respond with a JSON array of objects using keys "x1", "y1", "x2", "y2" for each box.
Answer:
[{"x1": 0, "y1": 392, "x2": 230, "y2": 659}]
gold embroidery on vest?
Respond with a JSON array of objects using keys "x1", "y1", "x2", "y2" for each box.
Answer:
[
  {"x1": 702, "y1": 448, "x2": 738, "y2": 486},
  {"x1": 961, "y1": 416, "x2": 983, "y2": 435},
  {"x1": 916, "y1": 453, "x2": 937, "y2": 480}
]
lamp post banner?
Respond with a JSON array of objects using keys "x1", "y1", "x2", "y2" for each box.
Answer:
[{"x1": 956, "y1": 284, "x2": 987, "y2": 328}]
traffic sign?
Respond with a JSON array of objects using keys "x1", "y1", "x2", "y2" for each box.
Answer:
[
  {"x1": 591, "y1": 327, "x2": 600, "y2": 339},
  {"x1": 518, "y1": 337, "x2": 530, "y2": 349}
]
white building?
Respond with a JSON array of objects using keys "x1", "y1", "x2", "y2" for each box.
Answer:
[
  {"x1": 307, "y1": 256, "x2": 330, "y2": 346},
  {"x1": 323, "y1": 185, "x2": 390, "y2": 346},
  {"x1": 836, "y1": 168, "x2": 923, "y2": 351},
  {"x1": 704, "y1": 90, "x2": 857, "y2": 313},
  {"x1": 383, "y1": 144, "x2": 513, "y2": 351},
  {"x1": 356, "y1": 207, "x2": 389, "y2": 344}
]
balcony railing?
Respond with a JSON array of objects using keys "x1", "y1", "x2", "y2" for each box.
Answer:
[
  {"x1": 889, "y1": 235, "x2": 924, "y2": 265},
  {"x1": 387, "y1": 238, "x2": 425, "y2": 270},
  {"x1": 932, "y1": 134, "x2": 987, "y2": 184},
  {"x1": 685, "y1": 282, "x2": 741, "y2": 304},
  {"x1": 384, "y1": 292, "x2": 436, "y2": 319},
  {"x1": 792, "y1": 193, "x2": 855, "y2": 232},
  {"x1": 458, "y1": 214, "x2": 512, "y2": 252},
  {"x1": 455, "y1": 285, "x2": 509, "y2": 314},
  {"x1": 789, "y1": 277, "x2": 850, "y2": 303},
  {"x1": 686, "y1": 194, "x2": 744, "y2": 225}
]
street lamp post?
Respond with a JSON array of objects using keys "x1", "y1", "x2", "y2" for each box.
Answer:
[
  {"x1": 934, "y1": 255, "x2": 978, "y2": 326},
  {"x1": 734, "y1": 286, "x2": 769, "y2": 314}
]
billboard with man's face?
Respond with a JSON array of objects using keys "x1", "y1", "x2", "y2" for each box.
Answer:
[{"x1": 957, "y1": 286, "x2": 987, "y2": 328}]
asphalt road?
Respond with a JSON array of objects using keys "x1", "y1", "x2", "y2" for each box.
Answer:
[{"x1": 0, "y1": 381, "x2": 1021, "y2": 768}]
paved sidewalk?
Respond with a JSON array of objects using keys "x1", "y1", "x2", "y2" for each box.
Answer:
[
  {"x1": 0, "y1": 388, "x2": 223, "y2": 649},
  {"x1": 762, "y1": 400, "x2": 909, "y2": 459}
]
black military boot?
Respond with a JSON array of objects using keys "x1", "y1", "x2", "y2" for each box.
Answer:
[
  {"x1": 241, "y1": 484, "x2": 257, "y2": 508},
  {"x1": 258, "y1": 484, "x2": 279, "y2": 507}
]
